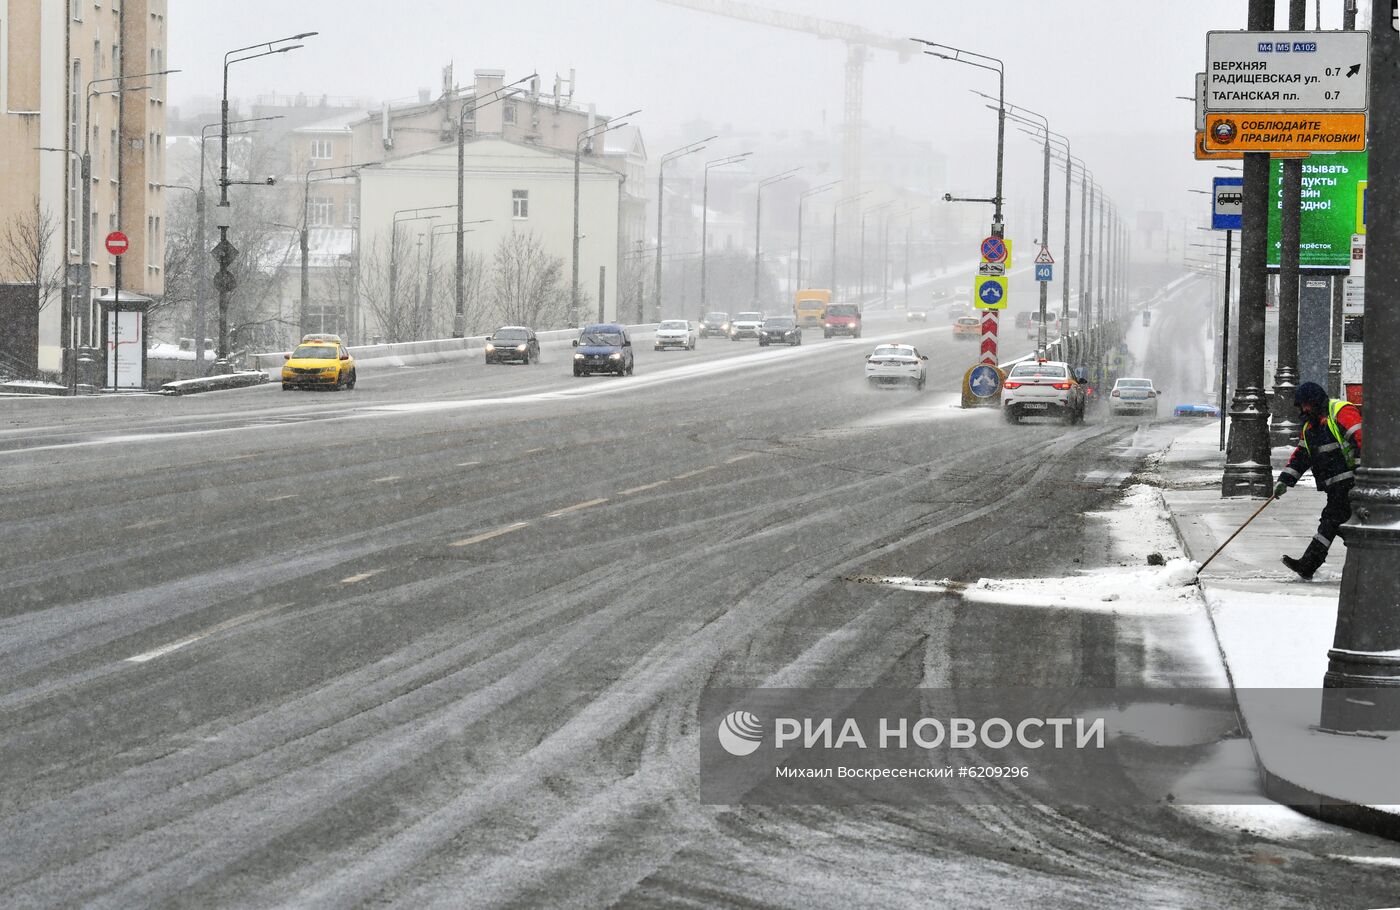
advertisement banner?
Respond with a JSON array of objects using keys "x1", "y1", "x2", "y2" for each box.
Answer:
[{"x1": 1267, "y1": 151, "x2": 1367, "y2": 270}]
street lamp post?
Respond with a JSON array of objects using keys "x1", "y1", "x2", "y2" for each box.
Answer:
[
  {"x1": 859, "y1": 201, "x2": 893, "y2": 305},
  {"x1": 987, "y1": 96, "x2": 1054, "y2": 355},
  {"x1": 215, "y1": 33, "x2": 315, "y2": 372},
  {"x1": 701, "y1": 152, "x2": 752, "y2": 316},
  {"x1": 390, "y1": 205, "x2": 454, "y2": 341},
  {"x1": 656, "y1": 136, "x2": 715, "y2": 321},
  {"x1": 797, "y1": 180, "x2": 839, "y2": 293},
  {"x1": 456, "y1": 74, "x2": 536, "y2": 337},
  {"x1": 831, "y1": 191, "x2": 870, "y2": 300},
  {"x1": 571, "y1": 110, "x2": 640, "y2": 326},
  {"x1": 299, "y1": 163, "x2": 369, "y2": 338},
  {"x1": 754, "y1": 167, "x2": 800, "y2": 308}
]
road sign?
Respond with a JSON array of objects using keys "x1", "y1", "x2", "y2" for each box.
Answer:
[
  {"x1": 977, "y1": 261, "x2": 1007, "y2": 277},
  {"x1": 1357, "y1": 180, "x2": 1368, "y2": 233},
  {"x1": 1195, "y1": 72, "x2": 1207, "y2": 130},
  {"x1": 1034, "y1": 245, "x2": 1054, "y2": 264},
  {"x1": 1194, "y1": 130, "x2": 1308, "y2": 160},
  {"x1": 980, "y1": 235, "x2": 1008, "y2": 263},
  {"x1": 1212, "y1": 176, "x2": 1244, "y2": 231},
  {"x1": 104, "y1": 231, "x2": 129, "y2": 256},
  {"x1": 1203, "y1": 112, "x2": 1366, "y2": 153},
  {"x1": 968, "y1": 365, "x2": 1001, "y2": 399},
  {"x1": 975, "y1": 275, "x2": 1007, "y2": 309},
  {"x1": 1204, "y1": 31, "x2": 1370, "y2": 112},
  {"x1": 1344, "y1": 276, "x2": 1365, "y2": 314},
  {"x1": 1351, "y1": 233, "x2": 1366, "y2": 278},
  {"x1": 1034, "y1": 263, "x2": 1053, "y2": 282}
]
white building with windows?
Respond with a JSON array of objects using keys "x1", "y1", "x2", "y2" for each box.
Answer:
[{"x1": 356, "y1": 135, "x2": 622, "y2": 337}]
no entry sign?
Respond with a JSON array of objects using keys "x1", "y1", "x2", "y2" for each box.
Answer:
[{"x1": 105, "y1": 231, "x2": 130, "y2": 256}]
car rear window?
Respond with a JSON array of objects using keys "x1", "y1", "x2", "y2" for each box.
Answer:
[
  {"x1": 1117, "y1": 379, "x2": 1152, "y2": 388},
  {"x1": 1009, "y1": 363, "x2": 1068, "y2": 378},
  {"x1": 871, "y1": 346, "x2": 912, "y2": 357}
]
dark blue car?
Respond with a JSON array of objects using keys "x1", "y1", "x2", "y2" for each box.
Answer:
[{"x1": 573, "y1": 323, "x2": 634, "y2": 377}]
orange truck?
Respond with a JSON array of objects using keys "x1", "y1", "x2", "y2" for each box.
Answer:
[{"x1": 794, "y1": 289, "x2": 830, "y2": 329}]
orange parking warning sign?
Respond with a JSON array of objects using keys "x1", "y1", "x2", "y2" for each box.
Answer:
[
  {"x1": 1194, "y1": 131, "x2": 1308, "y2": 160},
  {"x1": 1203, "y1": 112, "x2": 1366, "y2": 153}
]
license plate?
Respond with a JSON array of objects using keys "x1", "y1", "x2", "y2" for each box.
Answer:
[{"x1": 1023, "y1": 402, "x2": 1048, "y2": 410}]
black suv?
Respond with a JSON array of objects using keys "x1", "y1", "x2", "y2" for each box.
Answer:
[{"x1": 758, "y1": 316, "x2": 801, "y2": 346}]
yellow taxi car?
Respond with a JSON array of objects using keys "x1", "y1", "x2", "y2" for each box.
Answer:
[
  {"x1": 281, "y1": 334, "x2": 356, "y2": 391},
  {"x1": 952, "y1": 315, "x2": 982, "y2": 340}
]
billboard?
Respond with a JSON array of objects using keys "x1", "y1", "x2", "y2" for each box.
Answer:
[{"x1": 1267, "y1": 151, "x2": 1366, "y2": 270}]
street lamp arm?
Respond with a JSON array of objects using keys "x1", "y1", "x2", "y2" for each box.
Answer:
[{"x1": 459, "y1": 73, "x2": 538, "y2": 124}]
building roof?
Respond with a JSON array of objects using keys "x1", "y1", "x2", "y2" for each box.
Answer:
[{"x1": 294, "y1": 110, "x2": 368, "y2": 134}]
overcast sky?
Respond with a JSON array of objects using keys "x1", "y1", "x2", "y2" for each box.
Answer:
[{"x1": 170, "y1": 1, "x2": 1365, "y2": 226}]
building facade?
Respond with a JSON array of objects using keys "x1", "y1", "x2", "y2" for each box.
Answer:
[{"x1": 0, "y1": 0, "x2": 168, "y2": 380}]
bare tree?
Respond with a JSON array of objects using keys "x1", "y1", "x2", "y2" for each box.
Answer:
[
  {"x1": 358, "y1": 235, "x2": 417, "y2": 344},
  {"x1": 1, "y1": 197, "x2": 65, "y2": 314},
  {"x1": 489, "y1": 230, "x2": 564, "y2": 328}
]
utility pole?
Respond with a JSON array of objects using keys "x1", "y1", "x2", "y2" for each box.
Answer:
[
  {"x1": 1320, "y1": 0, "x2": 1400, "y2": 727},
  {"x1": 754, "y1": 168, "x2": 799, "y2": 308},
  {"x1": 656, "y1": 136, "x2": 714, "y2": 321},
  {"x1": 700, "y1": 152, "x2": 752, "y2": 315},
  {"x1": 1222, "y1": 0, "x2": 1277, "y2": 498},
  {"x1": 1220, "y1": 229, "x2": 1234, "y2": 451},
  {"x1": 1270, "y1": 0, "x2": 1307, "y2": 446}
]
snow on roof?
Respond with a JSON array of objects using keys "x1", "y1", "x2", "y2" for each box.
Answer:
[{"x1": 294, "y1": 110, "x2": 368, "y2": 134}]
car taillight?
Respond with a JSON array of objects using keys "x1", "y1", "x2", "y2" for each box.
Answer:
[
  {"x1": 1052, "y1": 382, "x2": 1071, "y2": 390},
  {"x1": 1112, "y1": 390, "x2": 1121, "y2": 397},
  {"x1": 1004, "y1": 381, "x2": 1021, "y2": 389}
]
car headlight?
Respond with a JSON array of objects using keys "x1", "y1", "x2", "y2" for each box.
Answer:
[
  {"x1": 574, "y1": 353, "x2": 584, "y2": 360},
  {"x1": 516, "y1": 344, "x2": 527, "y2": 352},
  {"x1": 485, "y1": 343, "x2": 495, "y2": 352},
  {"x1": 722, "y1": 324, "x2": 730, "y2": 331},
  {"x1": 609, "y1": 352, "x2": 622, "y2": 360}
]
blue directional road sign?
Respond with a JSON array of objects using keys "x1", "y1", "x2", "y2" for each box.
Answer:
[
  {"x1": 977, "y1": 279, "x2": 1005, "y2": 307},
  {"x1": 1212, "y1": 176, "x2": 1243, "y2": 231},
  {"x1": 968, "y1": 364, "x2": 1001, "y2": 399},
  {"x1": 1035, "y1": 263, "x2": 1053, "y2": 282}
]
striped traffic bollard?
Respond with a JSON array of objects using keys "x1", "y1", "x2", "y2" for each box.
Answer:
[{"x1": 980, "y1": 310, "x2": 999, "y2": 365}]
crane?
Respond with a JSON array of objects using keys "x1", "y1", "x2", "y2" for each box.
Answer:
[{"x1": 655, "y1": 0, "x2": 918, "y2": 196}]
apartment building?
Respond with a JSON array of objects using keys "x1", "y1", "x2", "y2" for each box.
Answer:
[{"x1": 0, "y1": 0, "x2": 168, "y2": 380}]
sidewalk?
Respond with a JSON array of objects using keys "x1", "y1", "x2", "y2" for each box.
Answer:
[{"x1": 1158, "y1": 424, "x2": 1400, "y2": 840}]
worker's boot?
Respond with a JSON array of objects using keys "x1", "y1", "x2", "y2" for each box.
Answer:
[{"x1": 1281, "y1": 539, "x2": 1329, "y2": 581}]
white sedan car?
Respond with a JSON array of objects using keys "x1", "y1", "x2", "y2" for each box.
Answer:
[
  {"x1": 864, "y1": 343, "x2": 928, "y2": 391},
  {"x1": 654, "y1": 319, "x2": 698, "y2": 351},
  {"x1": 1109, "y1": 377, "x2": 1161, "y2": 416}
]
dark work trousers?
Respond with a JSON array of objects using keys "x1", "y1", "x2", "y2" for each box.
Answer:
[{"x1": 1314, "y1": 482, "x2": 1354, "y2": 551}]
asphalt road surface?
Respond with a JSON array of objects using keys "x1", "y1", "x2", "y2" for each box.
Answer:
[{"x1": 3, "y1": 279, "x2": 1399, "y2": 908}]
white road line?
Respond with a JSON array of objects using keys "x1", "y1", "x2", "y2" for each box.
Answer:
[
  {"x1": 450, "y1": 521, "x2": 529, "y2": 548},
  {"x1": 618, "y1": 480, "x2": 669, "y2": 496},
  {"x1": 544, "y1": 498, "x2": 607, "y2": 518},
  {"x1": 126, "y1": 606, "x2": 280, "y2": 664},
  {"x1": 724, "y1": 452, "x2": 758, "y2": 464},
  {"x1": 340, "y1": 569, "x2": 385, "y2": 584},
  {"x1": 370, "y1": 475, "x2": 401, "y2": 484},
  {"x1": 674, "y1": 465, "x2": 717, "y2": 480},
  {"x1": 456, "y1": 461, "x2": 481, "y2": 467},
  {"x1": 523, "y1": 447, "x2": 547, "y2": 455},
  {"x1": 266, "y1": 493, "x2": 296, "y2": 502}
]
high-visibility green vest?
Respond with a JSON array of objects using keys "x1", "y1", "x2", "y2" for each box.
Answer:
[{"x1": 1300, "y1": 399, "x2": 1358, "y2": 469}]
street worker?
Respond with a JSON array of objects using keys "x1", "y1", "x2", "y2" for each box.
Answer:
[{"x1": 1273, "y1": 381, "x2": 1363, "y2": 580}]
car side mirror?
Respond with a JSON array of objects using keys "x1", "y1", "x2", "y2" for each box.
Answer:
[
  {"x1": 572, "y1": 339, "x2": 580, "y2": 347},
  {"x1": 340, "y1": 353, "x2": 349, "y2": 361},
  {"x1": 623, "y1": 340, "x2": 631, "y2": 347},
  {"x1": 283, "y1": 353, "x2": 290, "y2": 361},
  {"x1": 921, "y1": 355, "x2": 929, "y2": 361}
]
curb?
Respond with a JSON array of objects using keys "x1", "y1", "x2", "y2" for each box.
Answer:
[
  {"x1": 160, "y1": 371, "x2": 271, "y2": 396},
  {"x1": 1160, "y1": 484, "x2": 1400, "y2": 843}
]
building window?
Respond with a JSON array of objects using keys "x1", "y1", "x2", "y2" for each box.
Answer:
[
  {"x1": 309, "y1": 139, "x2": 333, "y2": 160},
  {"x1": 110, "y1": 129, "x2": 118, "y2": 180},
  {"x1": 94, "y1": 41, "x2": 102, "y2": 78},
  {"x1": 503, "y1": 103, "x2": 517, "y2": 125},
  {"x1": 345, "y1": 198, "x2": 359, "y2": 227},
  {"x1": 70, "y1": 61, "x2": 82, "y2": 253},
  {"x1": 309, "y1": 197, "x2": 334, "y2": 227},
  {"x1": 512, "y1": 189, "x2": 529, "y2": 220},
  {"x1": 71, "y1": 0, "x2": 82, "y2": 21}
]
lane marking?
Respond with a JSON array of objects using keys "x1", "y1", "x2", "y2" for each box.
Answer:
[
  {"x1": 456, "y1": 461, "x2": 481, "y2": 467},
  {"x1": 340, "y1": 569, "x2": 385, "y2": 584},
  {"x1": 126, "y1": 606, "x2": 280, "y2": 664},
  {"x1": 674, "y1": 465, "x2": 717, "y2": 480},
  {"x1": 724, "y1": 452, "x2": 758, "y2": 464},
  {"x1": 266, "y1": 493, "x2": 296, "y2": 502},
  {"x1": 544, "y1": 498, "x2": 607, "y2": 518},
  {"x1": 370, "y1": 475, "x2": 401, "y2": 484},
  {"x1": 220, "y1": 453, "x2": 257, "y2": 462},
  {"x1": 523, "y1": 447, "x2": 547, "y2": 455},
  {"x1": 450, "y1": 521, "x2": 529, "y2": 548},
  {"x1": 619, "y1": 480, "x2": 669, "y2": 496}
]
